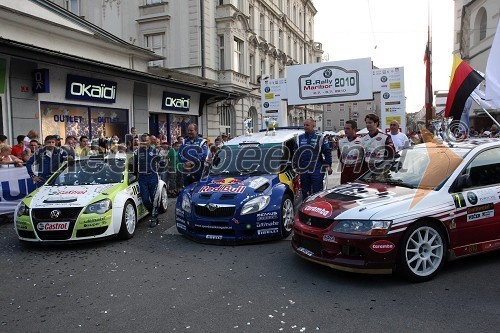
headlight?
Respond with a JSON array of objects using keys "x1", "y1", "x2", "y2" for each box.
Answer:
[
  {"x1": 17, "y1": 202, "x2": 29, "y2": 217},
  {"x1": 182, "y1": 193, "x2": 191, "y2": 213},
  {"x1": 333, "y1": 220, "x2": 392, "y2": 235},
  {"x1": 84, "y1": 199, "x2": 112, "y2": 214},
  {"x1": 241, "y1": 196, "x2": 270, "y2": 215}
]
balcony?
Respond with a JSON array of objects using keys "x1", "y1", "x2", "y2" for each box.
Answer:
[
  {"x1": 217, "y1": 70, "x2": 250, "y2": 88},
  {"x1": 137, "y1": 1, "x2": 170, "y2": 24}
]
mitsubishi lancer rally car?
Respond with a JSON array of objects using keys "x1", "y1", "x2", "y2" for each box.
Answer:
[
  {"x1": 176, "y1": 128, "x2": 304, "y2": 244},
  {"x1": 14, "y1": 154, "x2": 168, "y2": 243},
  {"x1": 292, "y1": 138, "x2": 500, "y2": 282}
]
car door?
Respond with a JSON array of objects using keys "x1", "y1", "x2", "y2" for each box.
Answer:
[{"x1": 449, "y1": 147, "x2": 500, "y2": 254}]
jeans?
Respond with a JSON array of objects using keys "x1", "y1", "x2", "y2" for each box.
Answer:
[{"x1": 138, "y1": 173, "x2": 159, "y2": 217}]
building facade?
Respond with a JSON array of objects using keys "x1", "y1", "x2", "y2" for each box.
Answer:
[
  {"x1": 48, "y1": 0, "x2": 325, "y2": 140},
  {"x1": 454, "y1": 0, "x2": 500, "y2": 130}
]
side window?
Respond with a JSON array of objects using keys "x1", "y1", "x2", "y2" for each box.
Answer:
[
  {"x1": 463, "y1": 148, "x2": 500, "y2": 188},
  {"x1": 128, "y1": 159, "x2": 137, "y2": 184}
]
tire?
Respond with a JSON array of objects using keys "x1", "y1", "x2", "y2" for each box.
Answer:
[
  {"x1": 396, "y1": 221, "x2": 447, "y2": 282},
  {"x1": 118, "y1": 200, "x2": 137, "y2": 240},
  {"x1": 158, "y1": 185, "x2": 168, "y2": 214},
  {"x1": 280, "y1": 194, "x2": 294, "y2": 238}
]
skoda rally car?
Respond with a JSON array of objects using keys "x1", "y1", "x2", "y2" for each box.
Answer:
[
  {"x1": 176, "y1": 128, "x2": 304, "y2": 244},
  {"x1": 292, "y1": 139, "x2": 500, "y2": 281},
  {"x1": 14, "y1": 154, "x2": 168, "y2": 243}
]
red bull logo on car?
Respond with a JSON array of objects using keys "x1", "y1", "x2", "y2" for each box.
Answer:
[{"x1": 199, "y1": 185, "x2": 246, "y2": 193}]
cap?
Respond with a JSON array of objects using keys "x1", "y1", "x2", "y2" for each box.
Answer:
[{"x1": 54, "y1": 135, "x2": 61, "y2": 140}]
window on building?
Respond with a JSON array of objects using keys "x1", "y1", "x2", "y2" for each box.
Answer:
[
  {"x1": 340, "y1": 119, "x2": 345, "y2": 127},
  {"x1": 326, "y1": 104, "x2": 332, "y2": 112},
  {"x1": 479, "y1": 11, "x2": 487, "y2": 41},
  {"x1": 270, "y1": 64, "x2": 275, "y2": 79},
  {"x1": 339, "y1": 104, "x2": 345, "y2": 112},
  {"x1": 279, "y1": 68, "x2": 284, "y2": 78},
  {"x1": 145, "y1": 33, "x2": 164, "y2": 67},
  {"x1": 293, "y1": 5, "x2": 297, "y2": 23},
  {"x1": 233, "y1": 38, "x2": 243, "y2": 73},
  {"x1": 219, "y1": 35, "x2": 225, "y2": 70},
  {"x1": 279, "y1": 0, "x2": 283, "y2": 10},
  {"x1": 299, "y1": 11, "x2": 303, "y2": 29},
  {"x1": 287, "y1": 36, "x2": 291, "y2": 55},
  {"x1": 260, "y1": 13, "x2": 265, "y2": 37},
  {"x1": 65, "y1": 0, "x2": 80, "y2": 15},
  {"x1": 218, "y1": 105, "x2": 232, "y2": 136},
  {"x1": 249, "y1": 55, "x2": 255, "y2": 83},
  {"x1": 260, "y1": 60, "x2": 265, "y2": 76},
  {"x1": 366, "y1": 102, "x2": 373, "y2": 111},
  {"x1": 279, "y1": 29, "x2": 284, "y2": 50},
  {"x1": 269, "y1": 21, "x2": 274, "y2": 44},
  {"x1": 353, "y1": 102, "x2": 358, "y2": 111},
  {"x1": 287, "y1": 0, "x2": 290, "y2": 16},
  {"x1": 326, "y1": 120, "x2": 332, "y2": 128},
  {"x1": 249, "y1": 5, "x2": 254, "y2": 30},
  {"x1": 146, "y1": 0, "x2": 162, "y2": 4}
]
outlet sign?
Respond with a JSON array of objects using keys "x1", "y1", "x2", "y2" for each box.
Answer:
[
  {"x1": 162, "y1": 91, "x2": 190, "y2": 112},
  {"x1": 66, "y1": 74, "x2": 117, "y2": 103}
]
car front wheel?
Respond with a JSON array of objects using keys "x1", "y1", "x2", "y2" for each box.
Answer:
[
  {"x1": 397, "y1": 221, "x2": 447, "y2": 282},
  {"x1": 280, "y1": 194, "x2": 294, "y2": 238},
  {"x1": 158, "y1": 185, "x2": 168, "y2": 214},
  {"x1": 118, "y1": 200, "x2": 137, "y2": 240}
]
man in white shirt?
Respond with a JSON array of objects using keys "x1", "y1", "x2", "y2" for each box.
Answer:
[{"x1": 388, "y1": 120, "x2": 410, "y2": 153}]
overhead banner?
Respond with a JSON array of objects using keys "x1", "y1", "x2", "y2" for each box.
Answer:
[
  {"x1": 286, "y1": 58, "x2": 373, "y2": 105},
  {"x1": 0, "y1": 167, "x2": 34, "y2": 215}
]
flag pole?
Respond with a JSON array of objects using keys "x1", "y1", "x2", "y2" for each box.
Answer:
[{"x1": 470, "y1": 94, "x2": 500, "y2": 128}]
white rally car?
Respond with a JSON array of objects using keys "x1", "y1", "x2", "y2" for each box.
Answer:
[{"x1": 14, "y1": 154, "x2": 168, "y2": 242}]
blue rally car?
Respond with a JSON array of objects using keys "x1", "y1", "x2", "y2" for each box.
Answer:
[{"x1": 176, "y1": 128, "x2": 304, "y2": 244}]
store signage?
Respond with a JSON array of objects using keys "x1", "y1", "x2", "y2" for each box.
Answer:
[
  {"x1": 162, "y1": 91, "x2": 190, "y2": 112},
  {"x1": 66, "y1": 74, "x2": 117, "y2": 103},
  {"x1": 33, "y1": 69, "x2": 50, "y2": 93}
]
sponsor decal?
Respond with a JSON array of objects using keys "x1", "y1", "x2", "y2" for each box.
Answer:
[
  {"x1": 248, "y1": 177, "x2": 268, "y2": 189},
  {"x1": 37, "y1": 222, "x2": 70, "y2": 231},
  {"x1": 466, "y1": 203, "x2": 494, "y2": 222},
  {"x1": 302, "y1": 201, "x2": 333, "y2": 218},
  {"x1": 297, "y1": 247, "x2": 314, "y2": 256},
  {"x1": 466, "y1": 192, "x2": 478, "y2": 205},
  {"x1": 83, "y1": 220, "x2": 107, "y2": 228},
  {"x1": 175, "y1": 208, "x2": 184, "y2": 215},
  {"x1": 232, "y1": 217, "x2": 239, "y2": 224},
  {"x1": 199, "y1": 185, "x2": 246, "y2": 194},
  {"x1": 176, "y1": 223, "x2": 187, "y2": 231},
  {"x1": 323, "y1": 234, "x2": 336, "y2": 243},
  {"x1": 194, "y1": 224, "x2": 232, "y2": 230},
  {"x1": 257, "y1": 228, "x2": 279, "y2": 235},
  {"x1": 176, "y1": 217, "x2": 186, "y2": 224},
  {"x1": 211, "y1": 178, "x2": 244, "y2": 185},
  {"x1": 81, "y1": 216, "x2": 106, "y2": 223},
  {"x1": 206, "y1": 235, "x2": 223, "y2": 240},
  {"x1": 50, "y1": 190, "x2": 87, "y2": 195},
  {"x1": 256, "y1": 221, "x2": 280, "y2": 228},
  {"x1": 482, "y1": 240, "x2": 500, "y2": 251},
  {"x1": 256, "y1": 211, "x2": 278, "y2": 221},
  {"x1": 370, "y1": 240, "x2": 395, "y2": 253}
]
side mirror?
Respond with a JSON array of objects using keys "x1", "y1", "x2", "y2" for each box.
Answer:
[
  {"x1": 128, "y1": 173, "x2": 137, "y2": 184},
  {"x1": 453, "y1": 174, "x2": 471, "y2": 192}
]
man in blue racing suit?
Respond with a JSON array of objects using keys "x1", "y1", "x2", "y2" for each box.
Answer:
[
  {"x1": 178, "y1": 123, "x2": 208, "y2": 186},
  {"x1": 294, "y1": 118, "x2": 333, "y2": 200}
]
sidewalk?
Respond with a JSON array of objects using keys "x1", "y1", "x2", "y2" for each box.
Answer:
[{"x1": 325, "y1": 157, "x2": 341, "y2": 189}]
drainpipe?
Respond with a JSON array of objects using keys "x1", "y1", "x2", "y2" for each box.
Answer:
[
  {"x1": 200, "y1": 0, "x2": 206, "y2": 78},
  {"x1": 303, "y1": 0, "x2": 308, "y2": 63}
]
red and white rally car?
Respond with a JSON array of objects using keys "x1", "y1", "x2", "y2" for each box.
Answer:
[{"x1": 292, "y1": 138, "x2": 500, "y2": 282}]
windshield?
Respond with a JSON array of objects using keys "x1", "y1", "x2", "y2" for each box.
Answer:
[
  {"x1": 48, "y1": 158, "x2": 125, "y2": 186},
  {"x1": 358, "y1": 145, "x2": 469, "y2": 190},
  {"x1": 210, "y1": 144, "x2": 288, "y2": 176}
]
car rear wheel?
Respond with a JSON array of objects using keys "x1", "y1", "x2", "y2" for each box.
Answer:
[
  {"x1": 281, "y1": 194, "x2": 294, "y2": 238},
  {"x1": 158, "y1": 185, "x2": 168, "y2": 214},
  {"x1": 118, "y1": 200, "x2": 137, "y2": 240},
  {"x1": 397, "y1": 221, "x2": 447, "y2": 282}
]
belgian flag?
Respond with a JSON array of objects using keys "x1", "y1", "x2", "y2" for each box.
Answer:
[{"x1": 445, "y1": 55, "x2": 483, "y2": 120}]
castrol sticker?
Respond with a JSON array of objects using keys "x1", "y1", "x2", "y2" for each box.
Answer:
[
  {"x1": 370, "y1": 240, "x2": 395, "y2": 253},
  {"x1": 302, "y1": 201, "x2": 333, "y2": 218},
  {"x1": 37, "y1": 222, "x2": 70, "y2": 231}
]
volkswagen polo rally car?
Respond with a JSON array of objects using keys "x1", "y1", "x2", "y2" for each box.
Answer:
[
  {"x1": 293, "y1": 138, "x2": 500, "y2": 281},
  {"x1": 14, "y1": 154, "x2": 168, "y2": 243},
  {"x1": 176, "y1": 128, "x2": 304, "y2": 244}
]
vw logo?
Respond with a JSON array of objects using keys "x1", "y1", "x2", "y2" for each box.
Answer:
[
  {"x1": 50, "y1": 209, "x2": 61, "y2": 219},
  {"x1": 206, "y1": 203, "x2": 218, "y2": 212}
]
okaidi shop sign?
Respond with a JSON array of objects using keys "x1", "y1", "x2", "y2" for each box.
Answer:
[
  {"x1": 162, "y1": 91, "x2": 190, "y2": 112},
  {"x1": 65, "y1": 74, "x2": 117, "y2": 103},
  {"x1": 286, "y1": 58, "x2": 373, "y2": 105}
]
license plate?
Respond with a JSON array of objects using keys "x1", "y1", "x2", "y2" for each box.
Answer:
[
  {"x1": 37, "y1": 222, "x2": 70, "y2": 231},
  {"x1": 297, "y1": 247, "x2": 314, "y2": 257}
]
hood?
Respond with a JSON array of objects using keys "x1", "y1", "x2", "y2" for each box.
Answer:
[
  {"x1": 300, "y1": 182, "x2": 423, "y2": 220},
  {"x1": 30, "y1": 184, "x2": 119, "y2": 209},
  {"x1": 190, "y1": 175, "x2": 275, "y2": 201}
]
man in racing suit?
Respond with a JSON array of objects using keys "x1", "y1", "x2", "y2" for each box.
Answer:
[
  {"x1": 26, "y1": 135, "x2": 68, "y2": 188},
  {"x1": 178, "y1": 123, "x2": 208, "y2": 186},
  {"x1": 361, "y1": 113, "x2": 395, "y2": 172},
  {"x1": 337, "y1": 120, "x2": 366, "y2": 184},
  {"x1": 294, "y1": 118, "x2": 333, "y2": 200},
  {"x1": 134, "y1": 133, "x2": 162, "y2": 228}
]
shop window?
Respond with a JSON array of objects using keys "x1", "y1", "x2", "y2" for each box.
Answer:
[{"x1": 169, "y1": 115, "x2": 195, "y2": 144}]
